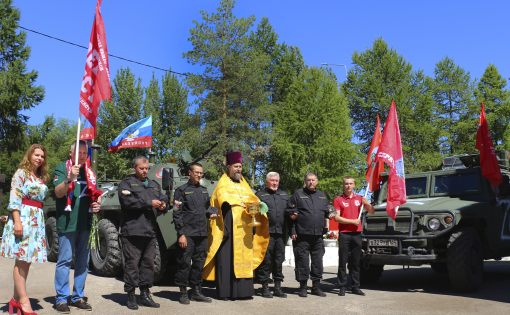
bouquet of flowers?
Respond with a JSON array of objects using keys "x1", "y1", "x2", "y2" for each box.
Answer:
[{"x1": 323, "y1": 230, "x2": 339, "y2": 240}]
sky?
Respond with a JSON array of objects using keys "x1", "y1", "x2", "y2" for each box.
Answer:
[{"x1": 13, "y1": 0, "x2": 510, "y2": 126}]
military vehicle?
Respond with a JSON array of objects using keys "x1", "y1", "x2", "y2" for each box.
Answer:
[
  {"x1": 361, "y1": 153, "x2": 510, "y2": 291},
  {"x1": 43, "y1": 148, "x2": 217, "y2": 281}
]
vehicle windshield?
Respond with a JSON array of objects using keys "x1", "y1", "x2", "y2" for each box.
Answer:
[
  {"x1": 406, "y1": 177, "x2": 428, "y2": 197},
  {"x1": 378, "y1": 176, "x2": 427, "y2": 203},
  {"x1": 432, "y1": 172, "x2": 481, "y2": 196}
]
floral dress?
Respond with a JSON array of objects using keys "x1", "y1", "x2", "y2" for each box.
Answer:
[{"x1": 0, "y1": 169, "x2": 48, "y2": 263}]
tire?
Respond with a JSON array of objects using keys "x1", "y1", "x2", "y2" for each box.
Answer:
[
  {"x1": 45, "y1": 216, "x2": 59, "y2": 262},
  {"x1": 430, "y1": 262, "x2": 448, "y2": 274},
  {"x1": 447, "y1": 228, "x2": 483, "y2": 291},
  {"x1": 90, "y1": 218, "x2": 122, "y2": 277},
  {"x1": 153, "y1": 237, "x2": 168, "y2": 284},
  {"x1": 360, "y1": 263, "x2": 384, "y2": 284}
]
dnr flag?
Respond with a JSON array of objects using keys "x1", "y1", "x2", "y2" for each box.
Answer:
[{"x1": 108, "y1": 116, "x2": 152, "y2": 153}]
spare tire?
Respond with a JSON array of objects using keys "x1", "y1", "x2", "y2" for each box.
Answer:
[
  {"x1": 90, "y1": 218, "x2": 122, "y2": 277},
  {"x1": 45, "y1": 216, "x2": 59, "y2": 262}
]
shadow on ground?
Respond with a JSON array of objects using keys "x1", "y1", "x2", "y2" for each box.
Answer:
[{"x1": 323, "y1": 261, "x2": 510, "y2": 303}]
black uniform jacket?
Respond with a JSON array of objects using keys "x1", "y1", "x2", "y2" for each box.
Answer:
[
  {"x1": 118, "y1": 174, "x2": 168, "y2": 237},
  {"x1": 256, "y1": 187, "x2": 289, "y2": 234},
  {"x1": 173, "y1": 181, "x2": 216, "y2": 237},
  {"x1": 287, "y1": 188, "x2": 329, "y2": 236}
]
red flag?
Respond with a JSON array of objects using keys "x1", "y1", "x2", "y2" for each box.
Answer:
[
  {"x1": 79, "y1": 0, "x2": 111, "y2": 140},
  {"x1": 377, "y1": 100, "x2": 406, "y2": 219},
  {"x1": 365, "y1": 114, "x2": 384, "y2": 192},
  {"x1": 475, "y1": 103, "x2": 502, "y2": 187}
]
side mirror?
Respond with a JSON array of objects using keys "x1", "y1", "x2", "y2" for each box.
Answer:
[{"x1": 162, "y1": 168, "x2": 174, "y2": 191}]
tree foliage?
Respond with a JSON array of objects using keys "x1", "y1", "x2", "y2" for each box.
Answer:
[
  {"x1": 0, "y1": 0, "x2": 44, "y2": 151},
  {"x1": 474, "y1": 64, "x2": 510, "y2": 149},
  {"x1": 270, "y1": 67, "x2": 357, "y2": 196},
  {"x1": 97, "y1": 68, "x2": 144, "y2": 179},
  {"x1": 429, "y1": 57, "x2": 475, "y2": 155},
  {"x1": 343, "y1": 38, "x2": 441, "y2": 173},
  {"x1": 183, "y1": 0, "x2": 271, "y2": 181}
]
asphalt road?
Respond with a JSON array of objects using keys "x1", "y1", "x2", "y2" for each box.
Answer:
[{"x1": 1, "y1": 258, "x2": 510, "y2": 315}]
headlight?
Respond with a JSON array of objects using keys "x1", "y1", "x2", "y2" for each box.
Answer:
[{"x1": 427, "y1": 218, "x2": 441, "y2": 231}]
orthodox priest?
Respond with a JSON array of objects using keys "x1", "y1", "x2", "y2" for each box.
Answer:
[{"x1": 203, "y1": 151, "x2": 269, "y2": 300}]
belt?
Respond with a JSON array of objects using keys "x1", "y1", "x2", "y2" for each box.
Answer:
[{"x1": 22, "y1": 198, "x2": 44, "y2": 208}]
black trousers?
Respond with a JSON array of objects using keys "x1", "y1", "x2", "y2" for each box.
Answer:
[
  {"x1": 337, "y1": 232, "x2": 362, "y2": 289},
  {"x1": 255, "y1": 233, "x2": 286, "y2": 283},
  {"x1": 122, "y1": 235, "x2": 156, "y2": 292},
  {"x1": 293, "y1": 235, "x2": 324, "y2": 282},
  {"x1": 174, "y1": 235, "x2": 208, "y2": 287}
]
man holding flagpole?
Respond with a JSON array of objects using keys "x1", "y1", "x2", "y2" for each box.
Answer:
[
  {"x1": 53, "y1": 1, "x2": 111, "y2": 312},
  {"x1": 53, "y1": 141, "x2": 102, "y2": 313},
  {"x1": 332, "y1": 176, "x2": 374, "y2": 296}
]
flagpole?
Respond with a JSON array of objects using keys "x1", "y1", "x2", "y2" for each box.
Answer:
[
  {"x1": 358, "y1": 160, "x2": 378, "y2": 220},
  {"x1": 75, "y1": 115, "x2": 82, "y2": 166}
]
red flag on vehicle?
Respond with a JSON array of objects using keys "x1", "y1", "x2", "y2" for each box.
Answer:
[
  {"x1": 79, "y1": 0, "x2": 111, "y2": 140},
  {"x1": 365, "y1": 114, "x2": 384, "y2": 192},
  {"x1": 475, "y1": 103, "x2": 502, "y2": 188},
  {"x1": 377, "y1": 100, "x2": 406, "y2": 219}
]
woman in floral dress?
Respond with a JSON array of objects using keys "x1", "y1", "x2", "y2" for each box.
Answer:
[{"x1": 1, "y1": 144, "x2": 49, "y2": 315}]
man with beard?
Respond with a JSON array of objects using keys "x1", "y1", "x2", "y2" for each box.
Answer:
[
  {"x1": 255, "y1": 172, "x2": 289, "y2": 298},
  {"x1": 202, "y1": 151, "x2": 269, "y2": 300},
  {"x1": 288, "y1": 172, "x2": 332, "y2": 298}
]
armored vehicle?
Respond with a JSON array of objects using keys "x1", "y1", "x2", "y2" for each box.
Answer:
[
  {"x1": 43, "y1": 155, "x2": 217, "y2": 282},
  {"x1": 361, "y1": 153, "x2": 510, "y2": 291}
]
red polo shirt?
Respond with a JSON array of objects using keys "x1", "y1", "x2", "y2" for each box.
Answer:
[{"x1": 333, "y1": 193, "x2": 363, "y2": 233}]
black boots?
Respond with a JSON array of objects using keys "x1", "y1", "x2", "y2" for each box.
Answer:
[
  {"x1": 140, "y1": 288, "x2": 160, "y2": 308},
  {"x1": 261, "y1": 283, "x2": 273, "y2": 298},
  {"x1": 179, "y1": 286, "x2": 190, "y2": 305},
  {"x1": 273, "y1": 281, "x2": 287, "y2": 298},
  {"x1": 298, "y1": 281, "x2": 308, "y2": 297},
  {"x1": 191, "y1": 285, "x2": 212, "y2": 303},
  {"x1": 311, "y1": 280, "x2": 326, "y2": 297},
  {"x1": 126, "y1": 291, "x2": 138, "y2": 310}
]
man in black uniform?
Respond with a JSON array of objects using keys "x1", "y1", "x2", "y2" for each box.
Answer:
[
  {"x1": 173, "y1": 162, "x2": 217, "y2": 304},
  {"x1": 255, "y1": 171, "x2": 288, "y2": 298},
  {"x1": 288, "y1": 172, "x2": 332, "y2": 298},
  {"x1": 118, "y1": 156, "x2": 168, "y2": 310}
]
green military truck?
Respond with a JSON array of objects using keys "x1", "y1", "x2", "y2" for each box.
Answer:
[
  {"x1": 43, "y1": 159, "x2": 217, "y2": 282},
  {"x1": 361, "y1": 153, "x2": 510, "y2": 291}
]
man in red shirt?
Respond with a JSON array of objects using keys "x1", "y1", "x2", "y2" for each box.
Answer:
[{"x1": 332, "y1": 176, "x2": 374, "y2": 296}]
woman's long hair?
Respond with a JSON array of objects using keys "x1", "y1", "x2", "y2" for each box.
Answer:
[{"x1": 18, "y1": 144, "x2": 49, "y2": 183}]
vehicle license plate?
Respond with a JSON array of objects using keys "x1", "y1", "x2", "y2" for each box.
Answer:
[{"x1": 368, "y1": 239, "x2": 398, "y2": 247}]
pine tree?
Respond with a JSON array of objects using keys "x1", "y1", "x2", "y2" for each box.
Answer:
[{"x1": 474, "y1": 64, "x2": 510, "y2": 149}]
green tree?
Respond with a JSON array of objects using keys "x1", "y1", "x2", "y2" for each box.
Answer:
[
  {"x1": 474, "y1": 64, "x2": 510, "y2": 149},
  {"x1": 269, "y1": 67, "x2": 357, "y2": 196},
  {"x1": 184, "y1": 0, "x2": 269, "y2": 180},
  {"x1": 143, "y1": 72, "x2": 190, "y2": 162},
  {"x1": 343, "y1": 38, "x2": 441, "y2": 172},
  {"x1": 97, "y1": 68, "x2": 144, "y2": 179},
  {"x1": 430, "y1": 57, "x2": 475, "y2": 154},
  {"x1": 0, "y1": 0, "x2": 44, "y2": 151}
]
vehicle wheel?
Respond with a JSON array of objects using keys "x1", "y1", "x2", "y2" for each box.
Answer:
[
  {"x1": 430, "y1": 262, "x2": 448, "y2": 274},
  {"x1": 154, "y1": 237, "x2": 168, "y2": 284},
  {"x1": 360, "y1": 263, "x2": 384, "y2": 284},
  {"x1": 90, "y1": 218, "x2": 122, "y2": 277},
  {"x1": 45, "y1": 216, "x2": 59, "y2": 262},
  {"x1": 447, "y1": 228, "x2": 483, "y2": 291}
]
